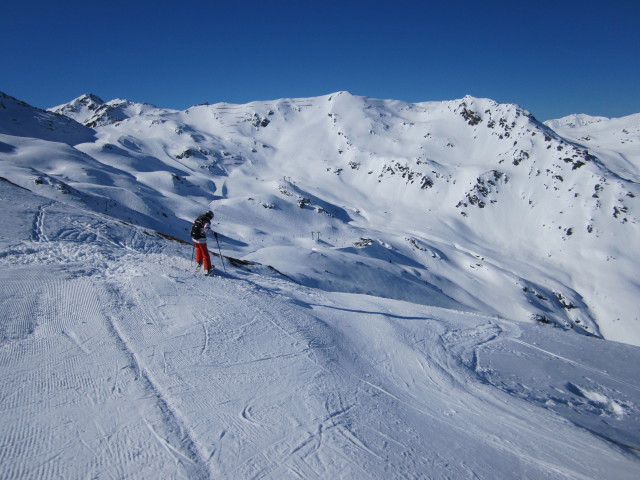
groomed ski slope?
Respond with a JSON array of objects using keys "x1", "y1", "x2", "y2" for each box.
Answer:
[{"x1": 2, "y1": 181, "x2": 639, "y2": 479}]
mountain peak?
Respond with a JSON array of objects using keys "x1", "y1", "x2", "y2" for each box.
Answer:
[
  {"x1": 49, "y1": 94, "x2": 107, "y2": 125},
  {"x1": 0, "y1": 91, "x2": 95, "y2": 145},
  {"x1": 50, "y1": 95, "x2": 162, "y2": 128},
  {"x1": 545, "y1": 113, "x2": 609, "y2": 130},
  {"x1": 52, "y1": 93, "x2": 104, "y2": 111},
  {"x1": 77, "y1": 93, "x2": 105, "y2": 105}
]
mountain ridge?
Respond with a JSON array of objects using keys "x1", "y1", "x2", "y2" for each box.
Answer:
[{"x1": 1, "y1": 90, "x2": 639, "y2": 345}]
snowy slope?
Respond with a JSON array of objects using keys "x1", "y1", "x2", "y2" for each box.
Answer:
[
  {"x1": 4, "y1": 91, "x2": 638, "y2": 345},
  {"x1": 1, "y1": 85, "x2": 640, "y2": 479},
  {"x1": 1, "y1": 177, "x2": 639, "y2": 479},
  {"x1": 50, "y1": 93, "x2": 171, "y2": 128},
  {"x1": 0, "y1": 92, "x2": 95, "y2": 145},
  {"x1": 545, "y1": 113, "x2": 640, "y2": 182}
]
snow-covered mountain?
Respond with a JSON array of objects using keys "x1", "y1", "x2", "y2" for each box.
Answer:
[
  {"x1": 3, "y1": 90, "x2": 639, "y2": 345},
  {"x1": 1, "y1": 90, "x2": 639, "y2": 478},
  {"x1": 50, "y1": 93, "x2": 168, "y2": 128},
  {"x1": 545, "y1": 112, "x2": 640, "y2": 182},
  {"x1": 0, "y1": 92, "x2": 96, "y2": 145}
]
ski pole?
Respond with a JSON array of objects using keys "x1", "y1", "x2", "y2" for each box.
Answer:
[{"x1": 214, "y1": 233, "x2": 227, "y2": 273}]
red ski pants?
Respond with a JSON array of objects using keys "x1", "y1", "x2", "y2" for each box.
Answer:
[{"x1": 194, "y1": 242, "x2": 211, "y2": 270}]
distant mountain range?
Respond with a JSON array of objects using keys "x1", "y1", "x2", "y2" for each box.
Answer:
[{"x1": 2, "y1": 90, "x2": 639, "y2": 346}]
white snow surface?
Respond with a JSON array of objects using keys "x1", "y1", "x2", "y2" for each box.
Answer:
[
  {"x1": 545, "y1": 113, "x2": 640, "y2": 182},
  {"x1": 2, "y1": 177, "x2": 640, "y2": 479},
  {"x1": 2, "y1": 91, "x2": 639, "y2": 345},
  {"x1": 1, "y1": 91, "x2": 640, "y2": 478}
]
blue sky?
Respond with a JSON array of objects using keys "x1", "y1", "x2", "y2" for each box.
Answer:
[{"x1": 2, "y1": 0, "x2": 639, "y2": 120}]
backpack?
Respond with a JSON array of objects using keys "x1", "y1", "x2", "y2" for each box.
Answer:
[{"x1": 191, "y1": 218, "x2": 206, "y2": 239}]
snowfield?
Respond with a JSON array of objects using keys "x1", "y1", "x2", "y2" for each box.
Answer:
[
  {"x1": 2, "y1": 179, "x2": 640, "y2": 479},
  {"x1": 1, "y1": 91, "x2": 640, "y2": 478}
]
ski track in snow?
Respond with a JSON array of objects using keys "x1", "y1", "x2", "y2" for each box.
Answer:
[
  {"x1": 103, "y1": 294, "x2": 212, "y2": 479},
  {"x1": 30, "y1": 200, "x2": 55, "y2": 243},
  {"x1": 0, "y1": 181, "x2": 639, "y2": 479},
  {"x1": 510, "y1": 338, "x2": 640, "y2": 393}
]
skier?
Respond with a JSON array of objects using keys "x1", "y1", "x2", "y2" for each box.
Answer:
[{"x1": 191, "y1": 210, "x2": 217, "y2": 275}]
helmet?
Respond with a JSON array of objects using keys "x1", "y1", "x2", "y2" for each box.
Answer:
[{"x1": 205, "y1": 210, "x2": 214, "y2": 219}]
